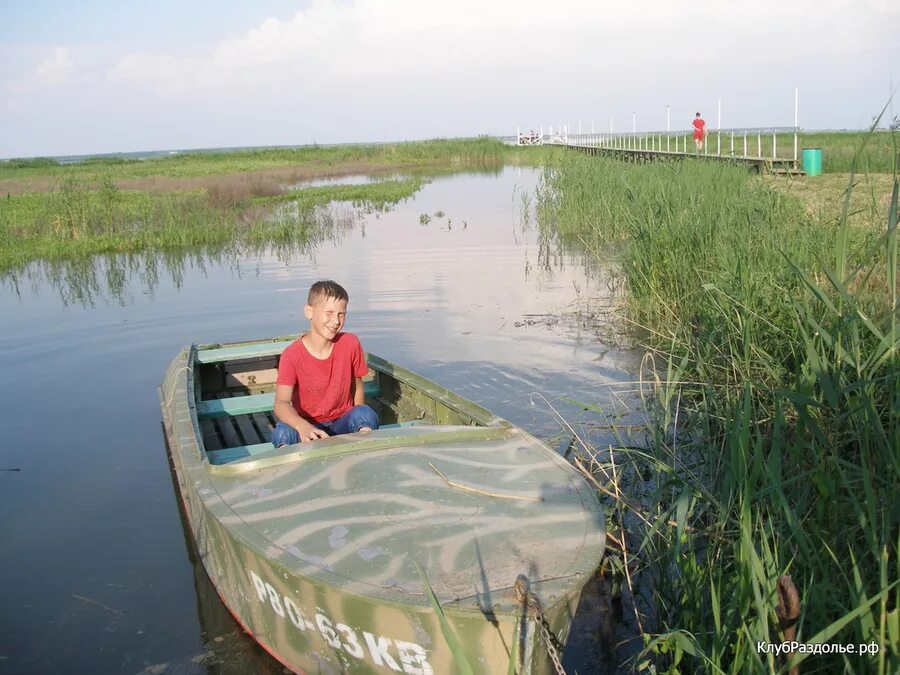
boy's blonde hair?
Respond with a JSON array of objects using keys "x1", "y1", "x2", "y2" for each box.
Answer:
[{"x1": 308, "y1": 280, "x2": 349, "y2": 305}]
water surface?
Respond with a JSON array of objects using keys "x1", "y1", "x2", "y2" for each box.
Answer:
[{"x1": 0, "y1": 167, "x2": 640, "y2": 674}]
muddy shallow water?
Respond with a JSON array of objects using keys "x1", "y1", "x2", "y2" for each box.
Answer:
[{"x1": 0, "y1": 166, "x2": 643, "y2": 674}]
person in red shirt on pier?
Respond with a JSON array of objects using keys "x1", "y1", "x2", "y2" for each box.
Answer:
[{"x1": 692, "y1": 112, "x2": 708, "y2": 153}]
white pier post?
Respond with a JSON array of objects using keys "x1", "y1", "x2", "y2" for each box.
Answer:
[{"x1": 794, "y1": 86, "x2": 799, "y2": 162}]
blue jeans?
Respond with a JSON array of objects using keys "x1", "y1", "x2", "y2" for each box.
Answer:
[{"x1": 270, "y1": 405, "x2": 379, "y2": 447}]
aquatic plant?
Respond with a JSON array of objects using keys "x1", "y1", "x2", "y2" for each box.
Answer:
[
  {"x1": 0, "y1": 178, "x2": 424, "y2": 273},
  {"x1": 535, "y1": 133, "x2": 898, "y2": 673},
  {"x1": 0, "y1": 136, "x2": 565, "y2": 271}
]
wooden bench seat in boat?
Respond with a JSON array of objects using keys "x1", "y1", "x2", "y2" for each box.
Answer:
[
  {"x1": 204, "y1": 420, "x2": 426, "y2": 465},
  {"x1": 194, "y1": 381, "x2": 428, "y2": 464},
  {"x1": 196, "y1": 382, "x2": 381, "y2": 418}
]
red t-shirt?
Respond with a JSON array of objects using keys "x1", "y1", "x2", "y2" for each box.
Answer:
[
  {"x1": 692, "y1": 118, "x2": 706, "y2": 140},
  {"x1": 276, "y1": 333, "x2": 369, "y2": 423}
]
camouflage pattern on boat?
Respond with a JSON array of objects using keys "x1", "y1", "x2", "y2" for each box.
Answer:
[{"x1": 160, "y1": 337, "x2": 606, "y2": 674}]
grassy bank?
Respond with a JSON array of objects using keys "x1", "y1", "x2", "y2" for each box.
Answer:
[
  {"x1": 798, "y1": 131, "x2": 897, "y2": 173},
  {"x1": 643, "y1": 130, "x2": 895, "y2": 174},
  {"x1": 535, "y1": 152, "x2": 898, "y2": 673},
  {"x1": 0, "y1": 137, "x2": 554, "y2": 188},
  {"x1": 0, "y1": 177, "x2": 426, "y2": 272},
  {"x1": 0, "y1": 139, "x2": 563, "y2": 273},
  {"x1": 766, "y1": 171, "x2": 896, "y2": 232}
]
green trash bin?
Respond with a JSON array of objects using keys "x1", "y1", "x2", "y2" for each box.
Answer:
[{"x1": 802, "y1": 148, "x2": 823, "y2": 177}]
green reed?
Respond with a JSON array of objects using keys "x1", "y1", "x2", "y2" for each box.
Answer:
[
  {"x1": 0, "y1": 176, "x2": 427, "y2": 272},
  {"x1": 535, "y1": 148, "x2": 898, "y2": 673},
  {"x1": 0, "y1": 137, "x2": 543, "y2": 182},
  {"x1": 0, "y1": 138, "x2": 566, "y2": 272},
  {"x1": 255, "y1": 177, "x2": 425, "y2": 211}
]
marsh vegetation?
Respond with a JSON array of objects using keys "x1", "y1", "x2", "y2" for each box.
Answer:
[
  {"x1": 2, "y1": 131, "x2": 896, "y2": 673},
  {"x1": 534, "y1": 146, "x2": 898, "y2": 673},
  {"x1": 0, "y1": 139, "x2": 567, "y2": 274}
]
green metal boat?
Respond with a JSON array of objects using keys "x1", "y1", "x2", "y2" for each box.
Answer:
[{"x1": 159, "y1": 336, "x2": 606, "y2": 674}]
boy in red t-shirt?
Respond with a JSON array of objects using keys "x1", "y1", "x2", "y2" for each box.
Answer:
[{"x1": 271, "y1": 280, "x2": 379, "y2": 446}]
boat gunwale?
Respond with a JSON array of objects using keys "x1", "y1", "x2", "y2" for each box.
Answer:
[
  {"x1": 206, "y1": 425, "x2": 519, "y2": 475},
  {"x1": 194, "y1": 336, "x2": 500, "y2": 425}
]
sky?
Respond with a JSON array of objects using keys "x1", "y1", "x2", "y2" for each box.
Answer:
[{"x1": 1, "y1": 0, "x2": 898, "y2": 158}]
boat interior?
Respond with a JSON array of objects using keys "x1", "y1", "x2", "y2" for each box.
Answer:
[{"x1": 193, "y1": 341, "x2": 494, "y2": 465}]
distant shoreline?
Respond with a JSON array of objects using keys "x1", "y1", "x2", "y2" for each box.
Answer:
[
  {"x1": 1, "y1": 128, "x2": 892, "y2": 164},
  {"x1": 0, "y1": 136, "x2": 499, "y2": 165}
]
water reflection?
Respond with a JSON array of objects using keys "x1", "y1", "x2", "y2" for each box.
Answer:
[
  {"x1": 0, "y1": 166, "x2": 641, "y2": 674},
  {"x1": 1, "y1": 203, "x2": 361, "y2": 307},
  {"x1": 1, "y1": 167, "x2": 607, "y2": 314}
]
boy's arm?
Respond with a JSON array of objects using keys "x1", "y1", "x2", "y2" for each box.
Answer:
[
  {"x1": 352, "y1": 377, "x2": 366, "y2": 406},
  {"x1": 274, "y1": 384, "x2": 328, "y2": 442}
]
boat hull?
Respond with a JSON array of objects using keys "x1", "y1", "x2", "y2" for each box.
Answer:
[{"x1": 160, "y1": 339, "x2": 604, "y2": 674}]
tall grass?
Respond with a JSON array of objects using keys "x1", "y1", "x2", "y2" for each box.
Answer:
[
  {"x1": 688, "y1": 131, "x2": 896, "y2": 173},
  {"x1": 0, "y1": 138, "x2": 553, "y2": 183},
  {"x1": 535, "y1": 148, "x2": 898, "y2": 673},
  {"x1": 0, "y1": 138, "x2": 566, "y2": 271},
  {"x1": 798, "y1": 131, "x2": 897, "y2": 173},
  {"x1": 0, "y1": 176, "x2": 425, "y2": 272}
]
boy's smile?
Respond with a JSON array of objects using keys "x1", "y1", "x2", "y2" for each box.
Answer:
[{"x1": 304, "y1": 295, "x2": 347, "y2": 346}]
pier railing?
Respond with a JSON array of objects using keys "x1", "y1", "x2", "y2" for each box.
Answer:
[{"x1": 518, "y1": 126, "x2": 801, "y2": 163}]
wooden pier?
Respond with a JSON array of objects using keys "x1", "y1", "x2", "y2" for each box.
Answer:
[
  {"x1": 517, "y1": 125, "x2": 807, "y2": 175},
  {"x1": 558, "y1": 143, "x2": 803, "y2": 175}
]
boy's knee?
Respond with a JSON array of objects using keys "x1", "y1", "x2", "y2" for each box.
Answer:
[
  {"x1": 350, "y1": 405, "x2": 379, "y2": 432},
  {"x1": 271, "y1": 422, "x2": 299, "y2": 447}
]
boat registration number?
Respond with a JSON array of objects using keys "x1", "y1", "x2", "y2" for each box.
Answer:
[{"x1": 249, "y1": 569, "x2": 434, "y2": 674}]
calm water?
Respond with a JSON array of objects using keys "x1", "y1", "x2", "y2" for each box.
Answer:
[{"x1": 0, "y1": 167, "x2": 641, "y2": 674}]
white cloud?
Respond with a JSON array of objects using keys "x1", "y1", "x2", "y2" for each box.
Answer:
[
  {"x1": 9, "y1": 46, "x2": 80, "y2": 91},
  {"x1": 36, "y1": 47, "x2": 76, "y2": 86},
  {"x1": 102, "y1": 0, "x2": 896, "y2": 99},
  {"x1": 3, "y1": 0, "x2": 897, "y2": 155}
]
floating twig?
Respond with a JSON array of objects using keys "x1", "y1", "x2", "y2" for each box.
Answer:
[{"x1": 72, "y1": 594, "x2": 123, "y2": 615}]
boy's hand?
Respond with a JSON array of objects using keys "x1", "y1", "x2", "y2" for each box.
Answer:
[{"x1": 298, "y1": 423, "x2": 328, "y2": 442}]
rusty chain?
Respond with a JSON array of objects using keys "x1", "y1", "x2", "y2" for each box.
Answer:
[{"x1": 515, "y1": 577, "x2": 567, "y2": 675}]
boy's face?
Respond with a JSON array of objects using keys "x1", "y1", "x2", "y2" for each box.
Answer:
[{"x1": 304, "y1": 294, "x2": 347, "y2": 342}]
